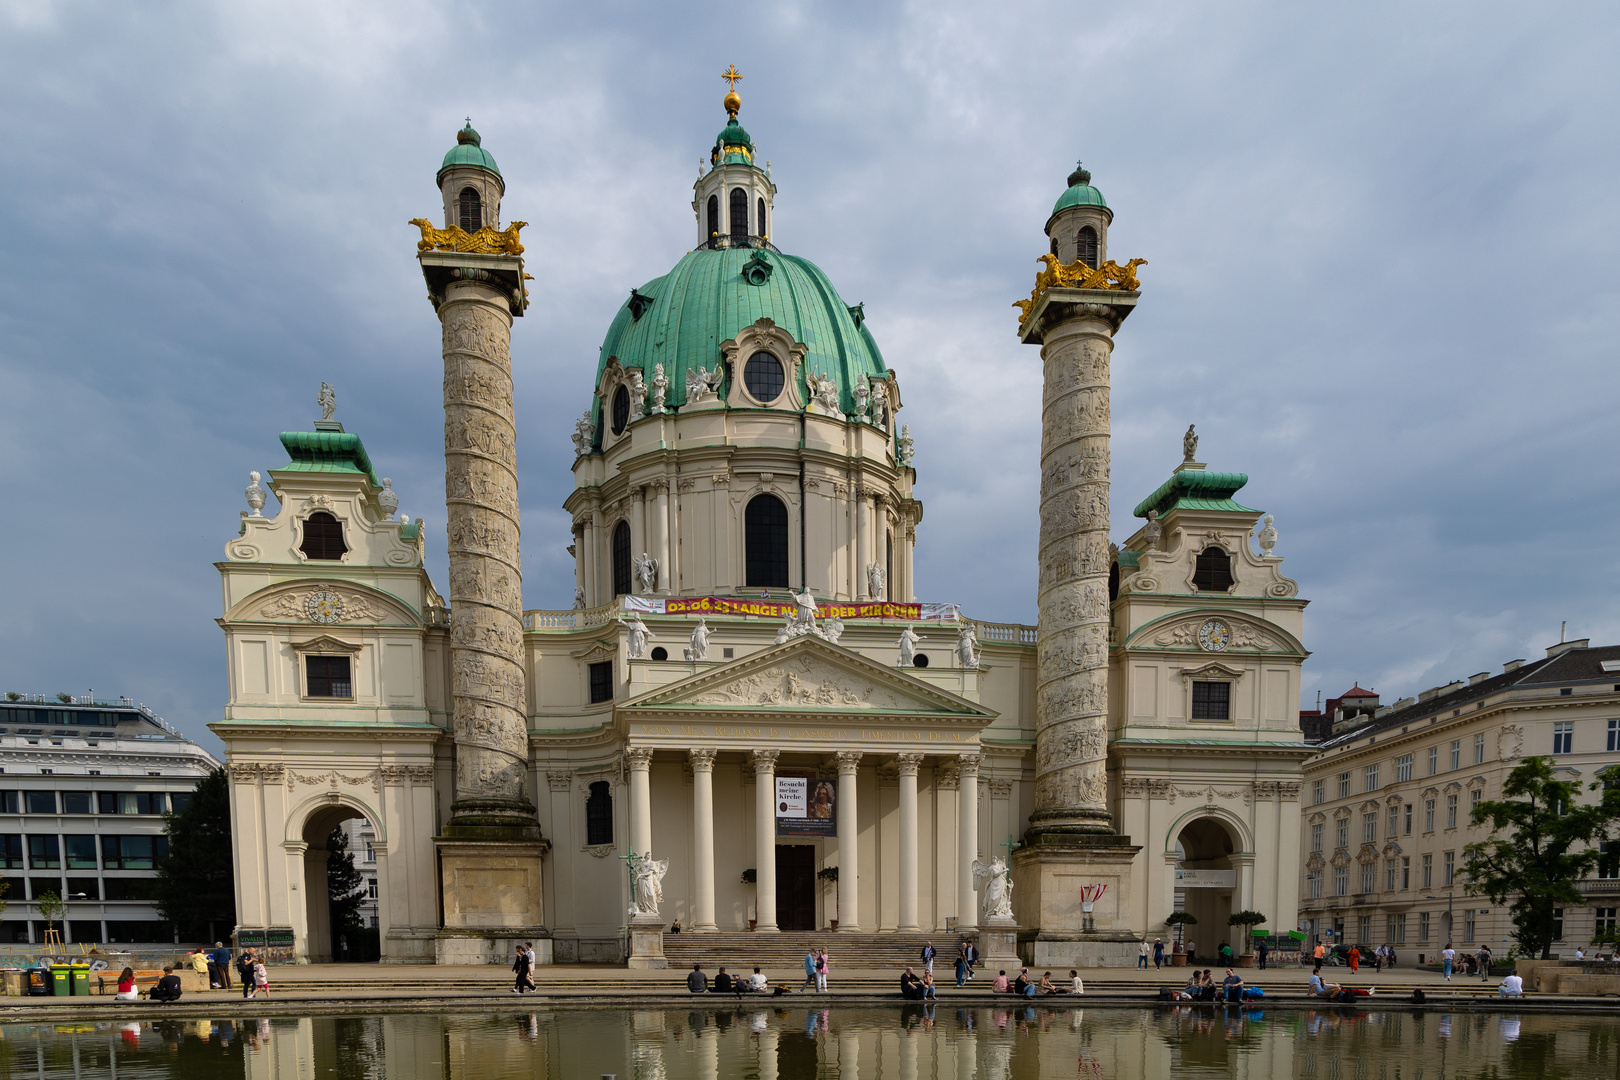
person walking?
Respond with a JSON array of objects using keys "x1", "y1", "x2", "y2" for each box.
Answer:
[
  {"x1": 1441, "y1": 943, "x2": 1455, "y2": 981},
  {"x1": 1256, "y1": 939, "x2": 1268, "y2": 971},
  {"x1": 212, "y1": 942, "x2": 232, "y2": 990},
  {"x1": 802, "y1": 949, "x2": 819, "y2": 992},
  {"x1": 1477, "y1": 945, "x2": 1492, "y2": 981},
  {"x1": 1138, "y1": 939, "x2": 1150, "y2": 969},
  {"x1": 1347, "y1": 945, "x2": 1360, "y2": 973},
  {"x1": 966, "y1": 939, "x2": 979, "y2": 980},
  {"x1": 250, "y1": 957, "x2": 269, "y2": 998},
  {"x1": 1153, "y1": 938, "x2": 1165, "y2": 969},
  {"x1": 511, "y1": 945, "x2": 532, "y2": 993},
  {"x1": 236, "y1": 950, "x2": 256, "y2": 1000},
  {"x1": 954, "y1": 947, "x2": 968, "y2": 987},
  {"x1": 921, "y1": 941, "x2": 936, "y2": 976}
]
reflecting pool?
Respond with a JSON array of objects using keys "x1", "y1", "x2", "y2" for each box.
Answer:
[{"x1": 1, "y1": 1005, "x2": 1615, "y2": 1080}]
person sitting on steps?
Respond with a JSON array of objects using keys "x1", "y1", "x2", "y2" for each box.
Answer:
[{"x1": 148, "y1": 965, "x2": 183, "y2": 1003}]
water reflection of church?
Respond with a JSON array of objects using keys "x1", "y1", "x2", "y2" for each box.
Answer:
[{"x1": 213, "y1": 77, "x2": 1311, "y2": 965}]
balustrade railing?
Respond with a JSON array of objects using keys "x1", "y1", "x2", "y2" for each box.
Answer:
[{"x1": 522, "y1": 605, "x2": 618, "y2": 632}]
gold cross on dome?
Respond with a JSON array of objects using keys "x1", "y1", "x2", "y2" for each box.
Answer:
[{"x1": 721, "y1": 64, "x2": 742, "y2": 91}]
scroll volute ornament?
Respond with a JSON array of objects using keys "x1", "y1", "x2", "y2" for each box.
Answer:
[
  {"x1": 409, "y1": 218, "x2": 528, "y2": 256},
  {"x1": 1014, "y1": 253, "x2": 1147, "y2": 321}
]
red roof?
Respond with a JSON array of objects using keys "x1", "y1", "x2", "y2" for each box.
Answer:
[{"x1": 1339, "y1": 685, "x2": 1378, "y2": 698}]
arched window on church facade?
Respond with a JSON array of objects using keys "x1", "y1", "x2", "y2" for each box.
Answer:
[
  {"x1": 730, "y1": 187, "x2": 748, "y2": 244},
  {"x1": 1109, "y1": 560, "x2": 1120, "y2": 602},
  {"x1": 612, "y1": 521, "x2": 633, "y2": 597},
  {"x1": 585, "y1": 781, "x2": 614, "y2": 846},
  {"x1": 1192, "y1": 546, "x2": 1235, "y2": 592},
  {"x1": 706, "y1": 195, "x2": 720, "y2": 245},
  {"x1": 757, "y1": 197, "x2": 767, "y2": 240},
  {"x1": 744, "y1": 494, "x2": 789, "y2": 588},
  {"x1": 1076, "y1": 225, "x2": 1098, "y2": 269},
  {"x1": 458, "y1": 187, "x2": 482, "y2": 232},
  {"x1": 300, "y1": 512, "x2": 347, "y2": 561}
]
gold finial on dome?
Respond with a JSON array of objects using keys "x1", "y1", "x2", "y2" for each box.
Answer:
[{"x1": 721, "y1": 63, "x2": 742, "y2": 118}]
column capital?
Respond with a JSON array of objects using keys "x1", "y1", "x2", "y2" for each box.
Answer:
[
  {"x1": 894, "y1": 752, "x2": 925, "y2": 776},
  {"x1": 689, "y1": 747, "x2": 719, "y2": 772},
  {"x1": 751, "y1": 748, "x2": 780, "y2": 774},
  {"x1": 835, "y1": 750, "x2": 863, "y2": 773},
  {"x1": 957, "y1": 751, "x2": 982, "y2": 776},
  {"x1": 626, "y1": 746, "x2": 655, "y2": 770}
]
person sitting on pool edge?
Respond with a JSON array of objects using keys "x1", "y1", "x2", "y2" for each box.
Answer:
[{"x1": 149, "y1": 966, "x2": 183, "y2": 1002}]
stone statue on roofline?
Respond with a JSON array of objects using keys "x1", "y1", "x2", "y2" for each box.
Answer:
[
  {"x1": 897, "y1": 625, "x2": 920, "y2": 667},
  {"x1": 686, "y1": 618, "x2": 711, "y2": 661},
  {"x1": 956, "y1": 623, "x2": 979, "y2": 669},
  {"x1": 1182, "y1": 423, "x2": 1198, "y2": 463},
  {"x1": 318, "y1": 382, "x2": 336, "y2": 422},
  {"x1": 619, "y1": 613, "x2": 653, "y2": 659}
]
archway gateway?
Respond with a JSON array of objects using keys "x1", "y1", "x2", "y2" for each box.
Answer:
[
  {"x1": 1174, "y1": 817, "x2": 1240, "y2": 955},
  {"x1": 298, "y1": 804, "x2": 381, "y2": 963}
]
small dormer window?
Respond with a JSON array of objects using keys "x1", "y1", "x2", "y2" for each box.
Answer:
[
  {"x1": 1076, "y1": 226, "x2": 1099, "y2": 269},
  {"x1": 458, "y1": 187, "x2": 482, "y2": 231},
  {"x1": 300, "y1": 512, "x2": 347, "y2": 561},
  {"x1": 707, "y1": 195, "x2": 720, "y2": 244},
  {"x1": 730, "y1": 187, "x2": 748, "y2": 243},
  {"x1": 1192, "y1": 546, "x2": 1234, "y2": 592}
]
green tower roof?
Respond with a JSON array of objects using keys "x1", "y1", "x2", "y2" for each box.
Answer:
[
  {"x1": 592, "y1": 246, "x2": 886, "y2": 443},
  {"x1": 438, "y1": 122, "x2": 501, "y2": 181},
  {"x1": 278, "y1": 431, "x2": 382, "y2": 490},
  {"x1": 1050, "y1": 163, "x2": 1108, "y2": 217},
  {"x1": 1132, "y1": 469, "x2": 1254, "y2": 519}
]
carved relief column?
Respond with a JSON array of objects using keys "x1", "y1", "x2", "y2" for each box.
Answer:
[
  {"x1": 690, "y1": 748, "x2": 718, "y2": 931},
  {"x1": 652, "y1": 479, "x2": 671, "y2": 593},
  {"x1": 956, "y1": 753, "x2": 980, "y2": 930},
  {"x1": 896, "y1": 752, "x2": 924, "y2": 931},
  {"x1": 627, "y1": 746, "x2": 654, "y2": 856},
  {"x1": 836, "y1": 750, "x2": 862, "y2": 931},
  {"x1": 752, "y1": 750, "x2": 780, "y2": 931}
]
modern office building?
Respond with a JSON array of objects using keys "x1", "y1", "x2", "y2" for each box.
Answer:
[
  {"x1": 0, "y1": 695, "x2": 220, "y2": 945},
  {"x1": 1298, "y1": 640, "x2": 1620, "y2": 957}
]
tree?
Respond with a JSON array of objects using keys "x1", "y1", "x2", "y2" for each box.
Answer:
[
  {"x1": 1228, "y1": 910, "x2": 1268, "y2": 953},
  {"x1": 1463, "y1": 756, "x2": 1620, "y2": 959},
  {"x1": 1165, "y1": 911, "x2": 1197, "y2": 948},
  {"x1": 326, "y1": 826, "x2": 367, "y2": 946},
  {"x1": 154, "y1": 767, "x2": 236, "y2": 941},
  {"x1": 35, "y1": 890, "x2": 64, "y2": 943}
]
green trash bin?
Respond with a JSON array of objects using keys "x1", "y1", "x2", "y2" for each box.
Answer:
[
  {"x1": 50, "y1": 965, "x2": 70, "y2": 997},
  {"x1": 70, "y1": 965, "x2": 90, "y2": 996}
]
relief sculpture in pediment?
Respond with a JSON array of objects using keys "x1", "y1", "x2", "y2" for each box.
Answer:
[{"x1": 688, "y1": 659, "x2": 904, "y2": 709}]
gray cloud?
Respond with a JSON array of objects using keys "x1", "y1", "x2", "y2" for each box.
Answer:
[{"x1": 1, "y1": 1, "x2": 1615, "y2": 752}]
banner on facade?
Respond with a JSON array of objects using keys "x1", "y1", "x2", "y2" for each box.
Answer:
[
  {"x1": 776, "y1": 776, "x2": 837, "y2": 836},
  {"x1": 621, "y1": 595, "x2": 959, "y2": 622}
]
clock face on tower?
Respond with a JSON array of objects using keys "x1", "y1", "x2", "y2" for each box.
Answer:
[
  {"x1": 1197, "y1": 618, "x2": 1231, "y2": 652},
  {"x1": 305, "y1": 589, "x2": 344, "y2": 625}
]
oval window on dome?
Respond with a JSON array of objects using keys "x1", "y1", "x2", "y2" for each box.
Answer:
[
  {"x1": 611, "y1": 384, "x2": 631, "y2": 435},
  {"x1": 743, "y1": 352, "x2": 784, "y2": 403}
]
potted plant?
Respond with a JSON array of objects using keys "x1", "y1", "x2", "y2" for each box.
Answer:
[
  {"x1": 1165, "y1": 912, "x2": 1196, "y2": 966},
  {"x1": 741, "y1": 869, "x2": 757, "y2": 930},
  {"x1": 1228, "y1": 910, "x2": 1267, "y2": 967},
  {"x1": 817, "y1": 866, "x2": 840, "y2": 929}
]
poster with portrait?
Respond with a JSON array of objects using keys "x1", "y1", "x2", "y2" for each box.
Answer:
[{"x1": 776, "y1": 776, "x2": 836, "y2": 836}]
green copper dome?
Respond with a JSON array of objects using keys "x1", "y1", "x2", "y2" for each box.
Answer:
[
  {"x1": 1050, "y1": 163, "x2": 1108, "y2": 216},
  {"x1": 592, "y1": 247, "x2": 886, "y2": 439},
  {"x1": 438, "y1": 123, "x2": 502, "y2": 181}
]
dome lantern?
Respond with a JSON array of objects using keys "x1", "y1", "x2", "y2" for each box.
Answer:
[
  {"x1": 1046, "y1": 160, "x2": 1113, "y2": 268},
  {"x1": 693, "y1": 64, "x2": 775, "y2": 250},
  {"x1": 437, "y1": 119, "x2": 505, "y2": 232}
]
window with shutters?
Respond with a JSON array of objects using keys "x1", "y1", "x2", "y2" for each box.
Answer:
[
  {"x1": 1192, "y1": 547, "x2": 1234, "y2": 592},
  {"x1": 585, "y1": 780, "x2": 614, "y2": 845},
  {"x1": 730, "y1": 187, "x2": 748, "y2": 242},
  {"x1": 300, "y1": 512, "x2": 347, "y2": 560},
  {"x1": 1075, "y1": 225, "x2": 1098, "y2": 268},
  {"x1": 612, "y1": 522, "x2": 632, "y2": 598},
  {"x1": 458, "y1": 187, "x2": 482, "y2": 231},
  {"x1": 744, "y1": 495, "x2": 790, "y2": 588}
]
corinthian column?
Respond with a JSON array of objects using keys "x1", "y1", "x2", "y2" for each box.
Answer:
[
  {"x1": 1024, "y1": 298, "x2": 1133, "y2": 837},
  {"x1": 437, "y1": 278, "x2": 539, "y2": 832}
]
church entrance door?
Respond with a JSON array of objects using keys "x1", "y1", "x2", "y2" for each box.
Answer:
[{"x1": 775, "y1": 845, "x2": 817, "y2": 932}]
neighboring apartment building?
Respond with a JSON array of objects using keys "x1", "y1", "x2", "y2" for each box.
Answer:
[
  {"x1": 1299, "y1": 640, "x2": 1620, "y2": 958},
  {"x1": 338, "y1": 817, "x2": 379, "y2": 930},
  {"x1": 0, "y1": 695, "x2": 220, "y2": 945}
]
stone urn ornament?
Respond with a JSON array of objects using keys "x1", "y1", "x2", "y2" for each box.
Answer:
[{"x1": 244, "y1": 471, "x2": 267, "y2": 517}]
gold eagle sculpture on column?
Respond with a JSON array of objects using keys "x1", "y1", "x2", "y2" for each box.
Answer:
[
  {"x1": 1014, "y1": 254, "x2": 1147, "y2": 322},
  {"x1": 409, "y1": 218, "x2": 528, "y2": 257}
]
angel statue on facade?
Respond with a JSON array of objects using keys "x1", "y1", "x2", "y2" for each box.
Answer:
[
  {"x1": 618, "y1": 613, "x2": 653, "y2": 659},
  {"x1": 634, "y1": 552, "x2": 659, "y2": 594},
  {"x1": 972, "y1": 857, "x2": 1014, "y2": 920},
  {"x1": 866, "y1": 562, "x2": 886, "y2": 601},
  {"x1": 318, "y1": 382, "x2": 336, "y2": 422},
  {"x1": 686, "y1": 364, "x2": 721, "y2": 403},
  {"x1": 897, "y1": 624, "x2": 920, "y2": 667},
  {"x1": 955, "y1": 623, "x2": 979, "y2": 670},
  {"x1": 628, "y1": 851, "x2": 668, "y2": 917},
  {"x1": 572, "y1": 410, "x2": 596, "y2": 456},
  {"x1": 810, "y1": 372, "x2": 842, "y2": 417},
  {"x1": 573, "y1": 585, "x2": 587, "y2": 610},
  {"x1": 628, "y1": 370, "x2": 646, "y2": 421},
  {"x1": 686, "y1": 618, "x2": 711, "y2": 661},
  {"x1": 822, "y1": 616, "x2": 845, "y2": 645},
  {"x1": 1182, "y1": 423, "x2": 1198, "y2": 463},
  {"x1": 650, "y1": 363, "x2": 668, "y2": 414}
]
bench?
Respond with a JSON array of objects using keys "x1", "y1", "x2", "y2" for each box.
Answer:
[{"x1": 96, "y1": 969, "x2": 167, "y2": 996}]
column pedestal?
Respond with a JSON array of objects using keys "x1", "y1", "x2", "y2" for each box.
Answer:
[
  {"x1": 1010, "y1": 839, "x2": 1140, "y2": 968},
  {"x1": 626, "y1": 913, "x2": 669, "y2": 970},
  {"x1": 978, "y1": 915, "x2": 1022, "y2": 972},
  {"x1": 433, "y1": 838, "x2": 552, "y2": 965}
]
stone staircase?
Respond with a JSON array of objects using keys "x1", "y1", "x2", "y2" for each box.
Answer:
[{"x1": 662, "y1": 931, "x2": 970, "y2": 971}]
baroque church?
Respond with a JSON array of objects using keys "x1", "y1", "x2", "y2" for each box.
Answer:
[{"x1": 213, "y1": 74, "x2": 1312, "y2": 965}]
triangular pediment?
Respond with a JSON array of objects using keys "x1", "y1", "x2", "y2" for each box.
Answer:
[{"x1": 620, "y1": 635, "x2": 996, "y2": 722}]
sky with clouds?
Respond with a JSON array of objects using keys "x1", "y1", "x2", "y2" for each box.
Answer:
[{"x1": 1, "y1": 1, "x2": 1616, "y2": 754}]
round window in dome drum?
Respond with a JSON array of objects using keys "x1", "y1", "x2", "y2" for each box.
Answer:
[
  {"x1": 743, "y1": 352, "x2": 785, "y2": 402},
  {"x1": 611, "y1": 384, "x2": 631, "y2": 434}
]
